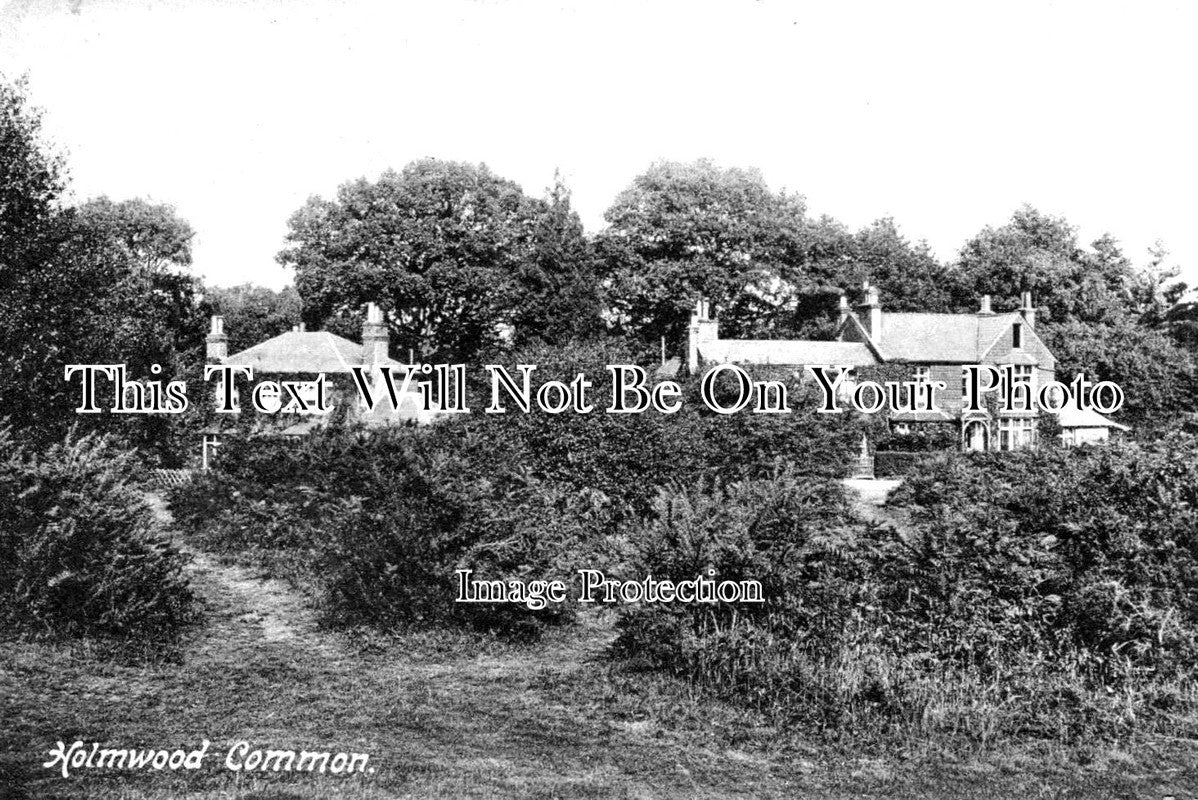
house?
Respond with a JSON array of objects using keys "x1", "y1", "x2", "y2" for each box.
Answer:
[
  {"x1": 199, "y1": 303, "x2": 433, "y2": 467},
  {"x1": 686, "y1": 285, "x2": 1127, "y2": 452}
]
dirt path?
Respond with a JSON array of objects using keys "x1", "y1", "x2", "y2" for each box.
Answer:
[
  {"x1": 145, "y1": 494, "x2": 337, "y2": 660},
  {"x1": 5, "y1": 494, "x2": 1186, "y2": 798},
  {"x1": 841, "y1": 478, "x2": 907, "y2": 530}
]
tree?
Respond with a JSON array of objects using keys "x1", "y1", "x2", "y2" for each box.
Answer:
[
  {"x1": 596, "y1": 159, "x2": 822, "y2": 348},
  {"x1": 1043, "y1": 319, "x2": 1197, "y2": 431},
  {"x1": 0, "y1": 76, "x2": 62, "y2": 260},
  {"x1": 840, "y1": 217, "x2": 963, "y2": 312},
  {"x1": 956, "y1": 206, "x2": 1136, "y2": 324},
  {"x1": 75, "y1": 197, "x2": 195, "y2": 274},
  {"x1": 510, "y1": 175, "x2": 604, "y2": 347},
  {"x1": 280, "y1": 159, "x2": 577, "y2": 362},
  {"x1": 0, "y1": 95, "x2": 203, "y2": 444},
  {"x1": 202, "y1": 284, "x2": 302, "y2": 354}
]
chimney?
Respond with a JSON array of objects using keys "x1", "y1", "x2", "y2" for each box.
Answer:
[
  {"x1": 362, "y1": 302, "x2": 389, "y2": 366},
  {"x1": 687, "y1": 297, "x2": 719, "y2": 373},
  {"x1": 855, "y1": 284, "x2": 881, "y2": 341},
  {"x1": 1019, "y1": 291, "x2": 1035, "y2": 328},
  {"x1": 978, "y1": 295, "x2": 993, "y2": 315},
  {"x1": 206, "y1": 315, "x2": 228, "y2": 362}
]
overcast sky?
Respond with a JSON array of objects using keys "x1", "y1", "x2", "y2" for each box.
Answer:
[{"x1": 1, "y1": 0, "x2": 1195, "y2": 290}]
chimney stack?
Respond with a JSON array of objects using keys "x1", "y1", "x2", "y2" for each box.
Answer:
[
  {"x1": 1019, "y1": 291, "x2": 1036, "y2": 328},
  {"x1": 687, "y1": 297, "x2": 719, "y2": 373},
  {"x1": 206, "y1": 315, "x2": 228, "y2": 362},
  {"x1": 978, "y1": 295, "x2": 993, "y2": 315},
  {"x1": 362, "y1": 302, "x2": 389, "y2": 366},
  {"x1": 855, "y1": 284, "x2": 882, "y2": 341}
]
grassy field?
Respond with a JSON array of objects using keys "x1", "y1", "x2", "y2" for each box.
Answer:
[{"x1": 2, "y1": 496, "x2": 1196, "y2": 799}]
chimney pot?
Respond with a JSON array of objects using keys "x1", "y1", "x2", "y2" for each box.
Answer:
[
  {"x1": 979, "y1": 295, "x2": 993, "y2": 315},
  {"x1": 1020, "y1": 291, "x2": 1036, "y2": 328}
]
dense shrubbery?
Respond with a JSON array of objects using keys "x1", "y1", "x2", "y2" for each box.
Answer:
[
  {"x1": 886, "y1": 438, "x2": 1198, "y2": 680},
  {"x1": 170, "y1": 426, "x2": 622, "y2": 635},
  {"x1": 0, "y1": 429, "x2": 195, "y2": 639},
  {"x1": 613, "y1": 437, "x2": 1198, "y2": 743},
  {"x1": 170, "y1": 348, "x2": 865, "y2": 635}
]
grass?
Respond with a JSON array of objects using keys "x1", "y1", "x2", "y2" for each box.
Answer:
[{"x1": 2, "y1": 497, "x2": 1196, "y2": 798}]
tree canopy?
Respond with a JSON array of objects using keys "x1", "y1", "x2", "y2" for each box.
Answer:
[
  {"x1": 280, "y1": 159, "x2": 601, "y2": 362},
  {"x1": 202, "y1": 283, "x2": 302, "y2": 354}
]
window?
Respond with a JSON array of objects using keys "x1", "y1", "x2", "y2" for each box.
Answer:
[
  {"x1": 1007, "y1": 365, "x2": 1035, "y2": 411},
  {"x1": 998, "y1": 417, "x2": 1036, "y2": 451},
  {"x1": 1013, "y1": 323, "x2": 1022, "y2": 349},
  {"x1": 913, "y1": 366, "x2": 931, "y2": 383}
]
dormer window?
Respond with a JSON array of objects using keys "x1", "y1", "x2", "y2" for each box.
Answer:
[{"x1": 1013, "y1": 323, "x2": 1023, "y2": 349}]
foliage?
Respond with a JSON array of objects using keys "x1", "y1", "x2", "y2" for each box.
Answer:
[
  {"x1": 201, "y1": 283, "x2": 302, "y2": 354},
  {"x1": 0, "y1": 78, "x2": 205, "y2": 454},
  {"x1": 280, "y1": 159, "x2": 602, "y2": 362},
  {"x1": 0, "y1": 75, "x2": 62, "y2": 258},
  {"x1": 595, "y1": 159, "x2": 821, "y2": 347},
  {"x1": 0, "y1": 429, "x2": 195, "y2": 639},
  {"x1": 170, "y1": 426, "x2": 618, "y2": 636},
  {"x1": 614, "y1": 439, "x2": 1198, "y2": 742},
  {"x1": 955, "y1": 206, "x2": 1137, "y2": 326},
  {"x1": 840, "y1": 217, "x2": 966, "y2": 312},
  {"x1": 1043, "y1": 318, "x2": 1197, "y2": 432}
]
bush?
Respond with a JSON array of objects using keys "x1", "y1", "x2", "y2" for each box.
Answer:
[
  {"x1": 172, "y1": 426, "x2": 620, "y2": 637},
  {"x1": 0, "y1": 429, "x2": 195, "y2": 639},
  {"x1": 613, "y1": 439, "x2": 1198, "y2": 743},
  {"x1": 169, "y1": 344, "x2": 867, "y2": 637},
  {"x1": 873, "y1": 450, "x2": 926, "y2": 476}
]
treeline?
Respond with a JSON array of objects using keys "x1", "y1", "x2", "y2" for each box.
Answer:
[
  {"x1": 279, "y1": 160, "x2": 1198, "y2": 432},
  {"x1": 2, "y1": 75, "x2": 1196, "y2": 450}
]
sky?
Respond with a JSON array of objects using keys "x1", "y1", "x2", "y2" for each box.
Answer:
[{"x1": 1, "y1": 0, "x2": 1196, "y2": 290}]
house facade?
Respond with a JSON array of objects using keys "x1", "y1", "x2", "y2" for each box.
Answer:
[
  {"x1": 687, "y1": 285, "x2": 1127, "y2": 452},
  {"x1": 199, "y1": 303, "x2": 432, "y2": 467}
]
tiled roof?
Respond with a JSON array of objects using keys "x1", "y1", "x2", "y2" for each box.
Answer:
[
  {"x1": 698, "y1": 339, "x2": 877, "y2": 366},
  {"x1": 225, "y1": 331, "x2": 403, "y2": 373},
  {"x1": 872, "y1": 312, "x2": 1022, "y2": 362}
]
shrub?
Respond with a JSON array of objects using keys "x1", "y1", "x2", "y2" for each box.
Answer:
[
  {"x1": 172, "y1": 426, "x2": 620, "y2": 636},
  {"x1": 613, "y1": 439, "x2": 1198, "y2": 743},
  {"x1": 873, "y1": 451, "x2": 926, "y2": 476},
  {"x1": 0, "y1": 429, "x2": 195, "y2": 639}
]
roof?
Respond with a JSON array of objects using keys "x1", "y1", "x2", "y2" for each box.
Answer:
[
  {"x1": 1055, "y1": 399, "x2": 1129, "y2": 431},
  {"x1": 890, "y1": 409, "x2": 956, "y2": 423},
  {"x1": 225, "y1": 331, "x2": 403, "y2": 374},
  {"x1": 867, "y1": 312, "x2": 1024, "y2": 363},
  {"x1": 697, "y1": 339, "x2": 877, "y2": 367},
  {"x1": 655, "y1": 357, "x2": 682, "y2": 379}
]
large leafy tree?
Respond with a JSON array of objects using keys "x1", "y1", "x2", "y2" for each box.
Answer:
[
  {"x1": 956, "y1": 207, "x2": 1196, "y2": 429},
  {"x1": 1043, "y1": 320, "x2": 1196, "y2": 432},
  {"x1": 956, "y1": 206, "x2": 1137, "y2": 324},
  {"x1": 840, "y1": 217, "x2": 965, "y2": 313},
  {"x1": 596, "y1": 159, "x2": 821, "y2": 347},
  {"x1": 0, "y1": 78, "x2": 204, "y2": 445},
  {"x1": 510, "y1": 176, "x2": 604, "y2": 347},
  {"x1": 202, "y1": 283, "x2": 302, "y2": 354},
  {"x1": 280, "y1": 159, "x2": 597, "y2": 362}
]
